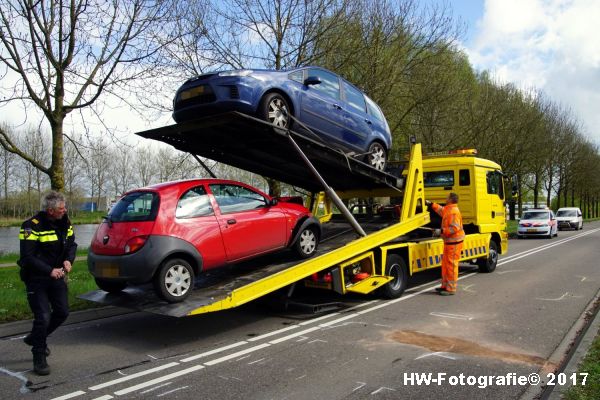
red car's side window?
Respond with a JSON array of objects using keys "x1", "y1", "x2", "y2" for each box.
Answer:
[
  {"x1": 209, "y1": 184, "x2": 267, "y2": 214},
  {"x1": 176, "y1": 186, "x2": 214, "y2": 218}
]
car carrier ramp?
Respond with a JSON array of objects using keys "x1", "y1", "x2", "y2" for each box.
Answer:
[{"x1": 136, "y1": 112, "x2": 403, "y2": 194}]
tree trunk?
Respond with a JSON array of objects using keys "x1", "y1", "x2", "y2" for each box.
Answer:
[
  {"x1": 533, "y1": 172, "x2": 539, "y2": 208},
  {"x1": 49, "y1": 118, "x2": 65, "y2": 192}
]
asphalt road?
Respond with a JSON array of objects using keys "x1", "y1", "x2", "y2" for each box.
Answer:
[{"x1": 1, "y1": 222, "x2": 600, "y2": 400}]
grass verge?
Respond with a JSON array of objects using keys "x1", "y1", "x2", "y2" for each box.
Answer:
[
  {"x1": 0, "y1": 211, "x2": 105, "y2": 227},
  {"x1": 0, "y1": 260, "x2": 99, "y2": 323},
  {"x1": 564, "y1": 328, "x2": 600, "y2": 400},
  {"x1": 0, "y1": 248, "x2": 88, "y2": 265}
]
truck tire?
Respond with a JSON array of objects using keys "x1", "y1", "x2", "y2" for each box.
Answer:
[
  {"x1": 95, "y1": 278, "x2": 127, "y2": 293},
  {"x1": 153, "y1": 258, "x2": 195, "y2": 303},
  {"x1": 293, "y1": 225, "x2": 319, "y2": 258},
  {"x1": 477, "y1": 240, "x2": 498, "y2": 273},
  {"x1": 380, "y1": 254, "x2": 408, "y2": 299}
]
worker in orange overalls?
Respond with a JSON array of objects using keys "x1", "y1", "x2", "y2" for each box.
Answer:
[{"x1": 426, "y1": 192, "x2": 465, "y2": 296}]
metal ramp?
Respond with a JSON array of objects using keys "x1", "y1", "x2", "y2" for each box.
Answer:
[{"x1": 135, "y1": 112, "x2": 403, "y2": 194}]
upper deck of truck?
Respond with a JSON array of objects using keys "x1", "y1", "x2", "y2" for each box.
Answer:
[{"x1": 422, "y1": 150, "x2": 502, "y2": 171}]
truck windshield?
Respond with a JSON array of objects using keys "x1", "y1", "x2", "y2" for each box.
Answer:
[
  {"x1": 522, "y1": 211, "x2": 549, "y2": 220},
  {"x1": 109, "y1": 192, "x2": 159, "y2": 222},
  {"x1": 557, "y1": 210, "x2": 577, "y2": 217}
]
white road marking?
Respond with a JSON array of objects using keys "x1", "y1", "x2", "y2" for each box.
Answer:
[
  {"x1": 576, "y1": 275, "x2": 588, "y2": 282},
  {"x1": 462, "y1": 284, "x2": 477, "y2": 293},
  {"x1": 140, "y1": 382, "x2": 172, "y2": 394},
  {"x1": 319, "y1": 313, "x2": 360, "y2": 327},
  {"x1": 497, "y1": 270, "x2": 523, "y2": 275},
  {"x1": 236, "y1": 355, "x2": 252, "y2": 361},
  {"x1": 269, "y1": 326, "x2": 321, "y2": 344},
  {"x1": 536, "y1": 292, "x2": 582, "y2": 301},
  {"x1": 415, "y1": 352, "x2": 457, "y2": 361},
  {"x1": 114, "y1": 365, "x2": 204, "y2": 396},
  {"x1": 204, "y1": 343, "x2": 271, "y2": 366},
  {"x1": 295, "y1": 375, "x2": 307, "y2": 380},
  {"x1": 147, "y1": 354, "x2": 158, "y2": 360},
  {"x1": 91, "y1": 395, "x2": 114, "y2": 400},
  {"x1": 157, "y1": 386, "x2": 189, "y2": 397},
  {"x1": 0, "y1": 367, "x2": 30, "y2": 394},
  {"x1": 89, "y1": 362, "x2": 180, "y2": 391},
  {"x1": 247, "y1": 325, "x2": 299, "y2": 342},
  {"x1": 180, "y1": 341, "x2": 248, "y2": 363},
  {"x1": 117, "y1": 370, "x2": 126, "y2": 376},
  {"x1": 308, "y1": 339, "x2": 327, "y2": 344},
  {"x1": 50, "y1": 391, "x2": 86, "y2": 400},
  {"x1": 352, "y1": 382, "x2": 367, "y2": 392},
  {"x1": 371, "y1": 387, "x2": 396, "y2": 395},
  {"x1": 295, "y1": 336, "x2": 309, "y2": 342},
  {"x1": 247, "y1": 358, "x2": 266, "y2": 365},
  {"x1": 430, "y1": 312, "x2": 473, "y2": 320},
  {"x1": 298, "y1": 312, "x2": 341, "y2": 326}
]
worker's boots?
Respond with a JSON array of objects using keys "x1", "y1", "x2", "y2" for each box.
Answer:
[
  {"x1": 24, "y1": 334, "x2": 51, "y2": 356},
  {"x1": 33, "y1": 353, "x2": 50, "y2": 376}
]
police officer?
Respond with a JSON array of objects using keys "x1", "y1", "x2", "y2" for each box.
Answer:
[
  {"x1": 426, "y1": 192, "x2": 465, "y2": 296},
  {"x1": 18, "y1": 191, "x2": 77, "y2": 375}
]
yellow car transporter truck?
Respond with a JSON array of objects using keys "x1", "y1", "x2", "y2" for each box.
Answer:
[{"x1": 82, "y1": 112, "x2": 508, "y2": 316}]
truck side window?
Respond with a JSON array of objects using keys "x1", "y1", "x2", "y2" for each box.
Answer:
[
  {"x1": 176, "y1": 186, "x2": 213, "y2": 218},
  {"x1": 487, "y1": 171, "x2": 504, "y2": 200},
  {"x1": 459, "y1": 169, "x2": 470, "y2": 186},
  {"x1": 424, "y1": 171, "x2": 454, "y2": 188}
]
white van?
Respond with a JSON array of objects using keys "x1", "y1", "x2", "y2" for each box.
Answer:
[{"x1": 556, "y1": 207, "x2": 583, "y2": 230}]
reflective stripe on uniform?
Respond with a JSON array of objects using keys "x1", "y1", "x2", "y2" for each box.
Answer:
[
  {"x1": 67, "y1": 226, "x2": 74, "y2": 237},
  {"x1": 19, "y1": 229, "x2": 59, "y2": 242}
]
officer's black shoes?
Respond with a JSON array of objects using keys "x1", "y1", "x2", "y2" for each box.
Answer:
[
  {"x1": 23, "y1": 334, "x2": 51, "y2": 356},
  {"x1": 439, "y1": 290, "x2": 455, "y2": 296},
  {"x1": 434, "y1": 287, "x2": 445, "y2": 292},
  {"x1": 33, "y1": 353, "x2": 50, "y2": 376}
]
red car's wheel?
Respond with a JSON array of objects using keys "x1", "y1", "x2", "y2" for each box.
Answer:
[
  {"x1": 153, "y1": 258, "x2": 195, "y2": 303},
  {"x1": 294, "y1": 226, "x2": 318, "y2": 258}
]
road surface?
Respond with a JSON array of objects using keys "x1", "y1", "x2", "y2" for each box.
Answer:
[{"x1": 1, "y1": 222, "x2": 599, "y2": 400}]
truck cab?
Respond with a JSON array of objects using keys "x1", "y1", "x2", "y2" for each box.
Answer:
[{"x1": 421, "y1": 149, "x2": 508, "y2": 254}]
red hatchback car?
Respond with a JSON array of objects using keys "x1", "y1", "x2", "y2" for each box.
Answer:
[{"x1": 88, "y1": 179, "x2": 321, "y2": 302}]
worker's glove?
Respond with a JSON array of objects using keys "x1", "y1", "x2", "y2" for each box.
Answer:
[
  {"x1": 433, "y1": 229, "x2": 441, "y2": 237},
  {"x1": 425, "y1": 200, "x2": 432, "y2": 206}
]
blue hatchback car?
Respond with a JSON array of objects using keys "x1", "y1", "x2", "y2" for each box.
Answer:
[{"x1": 172, "y1": 67, "x2": 392, "y2": 171}]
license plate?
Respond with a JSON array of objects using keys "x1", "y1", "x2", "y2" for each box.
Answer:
[
  {"x1": 96, "y1": 262, "x2": 119, "y2": 278},
  {"x1": 180, "y1": 86, "x2": 205, "y2": 100},
  {"x1": 527, "y1": 229, "x2": 537, "y2": 233}
]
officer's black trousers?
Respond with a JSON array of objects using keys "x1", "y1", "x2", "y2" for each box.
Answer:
[{"x1": 25, "y1": 278, "x2": 69, "y2": 355}]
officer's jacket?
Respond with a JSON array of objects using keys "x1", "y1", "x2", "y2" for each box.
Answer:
[
  {"x1": 432, "y1": 203, "x2": 465, "y2": 244},
  {"x1": 18, "y1": 211, "x2": 77, "y2": 280}
]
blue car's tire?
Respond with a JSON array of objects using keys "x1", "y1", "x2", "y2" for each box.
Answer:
[
  {"x1": 260, "y1": 93, "x2": 292, "y2": 129},
  {"x1": 366, "y1": 142, "x2": 387, "y2": 171}
]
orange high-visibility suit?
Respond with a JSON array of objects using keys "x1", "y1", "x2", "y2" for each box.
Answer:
[{"x1": 432, "y1": 203, "x2": 465, "y2": 292}]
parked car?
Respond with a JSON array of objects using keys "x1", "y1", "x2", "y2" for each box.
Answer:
[
  {"x1": 517, "y1": 209, "x2": 558, "y2": 239},
  {"x1": 556, "y1": 207, "x2": 583, "y2": 230},
  {"x1": 88, "y1": 179, "x2": 321, "y2": 302},
  {"x1": 172, "y1": 67, "x2": 392, "y2": 171}
]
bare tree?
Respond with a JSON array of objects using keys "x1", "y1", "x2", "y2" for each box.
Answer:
[
  {"x1": 135, "y1": 146, "x2": 156, "y2": 187},
  {"x1": 0, "y1": 0, "x2": 179, "y2": 191}
]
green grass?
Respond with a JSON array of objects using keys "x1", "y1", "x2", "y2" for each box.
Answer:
[
  {"x1": 0, "y1": 260, "x2": 99, "y2": 323},
  {"x1": 507, "y1": 220, "x2": 517, "y2": 235},
  {"x1": 0, "y1": 248, "x2": 88, "y2": 264},
  {"x1": 564, "y1": 328, "x2": 600, "y2": 400},
  {"x1": 0, "y1": 211, "x2": 105, "y2": 227}
]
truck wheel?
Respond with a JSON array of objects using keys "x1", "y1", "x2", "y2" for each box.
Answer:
[
  {"x1": 365, "y1": 142, "x2": 387, "y2": 171},
  {"x1": 293, "y1": 226, "x2": 319, "y2": 258},
  {"x1": 153, "y1": 258, "x2": 195, "y2": 303},
  {"x1": 95, "y1": 278, "x2": 127, "y2": 293},
  {"x1": 259, "y1": 93, "x2": 292, "y2": 129},
  {"x1": 477, "y1": 241, "x2": 498, "y2": 273},
  {"x1": 380, "y1": 254, "x2": 408, "y2": 299}
]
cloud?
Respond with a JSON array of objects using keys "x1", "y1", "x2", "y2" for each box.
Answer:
[{"x1": 466, "y1": 0, "x2": 600, "y2": 142}]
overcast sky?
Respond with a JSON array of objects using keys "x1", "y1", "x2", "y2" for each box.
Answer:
[{"x1": 453, "y1": 0, "x2": 600, "y2": 144}]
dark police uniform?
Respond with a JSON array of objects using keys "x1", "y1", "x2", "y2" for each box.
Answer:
[{"x1": 18, "y1": 211, "x2": 77, "y2": 358}]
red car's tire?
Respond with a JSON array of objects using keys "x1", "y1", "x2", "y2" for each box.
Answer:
[{"x1": 293, "y1": 225, "x2": 319, "y2": 258}]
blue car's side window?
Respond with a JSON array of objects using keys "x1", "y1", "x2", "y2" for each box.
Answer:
[
  {"x1": 342, "y1": 81, "x2": 366, "y2": 113},
  {"x1": 365, "y1": 96, "x2": 385, "y2": 123},
  {"x1": 307, "y1": 68, "x2": 340, "y2": 100}
]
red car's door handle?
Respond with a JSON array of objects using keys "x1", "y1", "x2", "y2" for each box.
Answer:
[{"x1": 227, "y1": 219, "x2": 237, "y2": 225}]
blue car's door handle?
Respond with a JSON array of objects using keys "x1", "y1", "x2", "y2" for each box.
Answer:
[
  {"x1": 333, "y1": 103, "x2": 342, "y2": 110},
  {"x1": 364, "y1": 119, "x2": 372, "y2": 124}
]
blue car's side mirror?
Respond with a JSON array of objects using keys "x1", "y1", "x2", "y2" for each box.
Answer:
[{"x1": 304, "y1": 76, "x2": 321, "y2": 86}]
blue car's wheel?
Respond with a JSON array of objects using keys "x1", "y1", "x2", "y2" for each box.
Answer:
[
  {"x1": 260, "y1": 93, "x2": 291, "y2": 129},
  {"x1": 366, "y1": 142, "x2": 387, "y2": 171}
]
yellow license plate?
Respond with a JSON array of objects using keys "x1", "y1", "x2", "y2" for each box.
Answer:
[
  {"x1": 527, "y1": 229, "x2": 537, "y2": 233},
  {"x1": 180, "y1": 86, "x2": 205, "y2": 100},
  {"x1": 96, "y1": 262, "x2": 119, "y2": 278}
]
